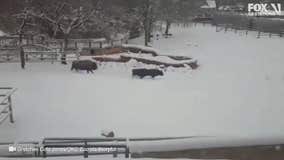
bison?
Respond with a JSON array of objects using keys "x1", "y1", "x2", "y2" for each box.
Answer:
[
  {"x1": 71, "y1": 60, "x2": 98, "y2": 73},
  {"x1": 132, "y1": 68, "x2": 164, "y2": 79}
]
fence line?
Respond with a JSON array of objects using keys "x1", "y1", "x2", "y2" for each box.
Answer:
[
  {"x1": 0, "y1": 137, "x2": 130, "y2": 158},
  {"x1": 210, "y1": 13, "x2": 284, "y2": 38},
  {"x1": 0, "y1": 87, "x2": 17, "y2": 125},
  {"x1": 0, "y1": 36, "x2": 129, "y2": 64}
]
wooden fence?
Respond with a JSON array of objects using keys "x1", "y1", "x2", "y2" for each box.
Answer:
[
  {"x1": 0, "y1": 137, "x2": 131, "y2": 158},
  {"x1": 0, "y1": 36, "x2": 129, "y2": 63},
  {"x1": 212, "y1": 13, "x2": 284, "y2": 38},
  {"x1": 0, "y1": 87, "x2": 17, "y2": 125},
  {"x1": 0, "y1": 46, "x2": 61, "y2": 63}
]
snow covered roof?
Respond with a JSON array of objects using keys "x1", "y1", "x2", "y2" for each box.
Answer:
[{"x1": 201, "y1": 0, "x2": 216, "y2": 9}]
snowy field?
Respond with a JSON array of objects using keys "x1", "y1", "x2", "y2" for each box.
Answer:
[{"x1": 1, "y1": 24, "x2": 284, "y2": 145}]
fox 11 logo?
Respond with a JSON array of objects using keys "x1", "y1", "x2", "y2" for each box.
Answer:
[{"x1": 248, "y1": 3, "x2": 282, "y2": 16}]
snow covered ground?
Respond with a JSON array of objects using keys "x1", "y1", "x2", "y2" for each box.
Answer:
[{"x1": 1, "y1": 24, "x2": 284, "y2": 146}]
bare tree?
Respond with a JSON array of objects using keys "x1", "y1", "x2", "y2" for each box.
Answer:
[
  {"x1": 15, "y1": 8, "x2": 36, "y2": 69},
  {"x1": 158, "y1": 0, "x2": 180, "y2": 35},
  {"x1": 27, "y1": 2, "x2": 98, "y2": 64},
  {"x1": 139, "y1": 0, "x2": 157, "y2": 46}
]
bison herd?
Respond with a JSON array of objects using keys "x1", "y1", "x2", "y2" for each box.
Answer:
[{"x1": 71, "y1": 60, "x2": 165, "y2": 79}]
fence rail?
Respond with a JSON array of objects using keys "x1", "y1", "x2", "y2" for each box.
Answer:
[
  {"x1": 0, "y1": 36, "x2": 129, "y2": 64},
  {"x1": 211, "y1": 13, "x2": 284, "y2": 38},
  {"x1": 0, "y1": 137, "x2": 130, "y2": 158},
  {"x1": 0, "y1": 87, "x2": 17, "y2": 125}
]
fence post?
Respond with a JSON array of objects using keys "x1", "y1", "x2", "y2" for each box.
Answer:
[
  {"x1": 83, "y1": 141, "x2": 88, "y2": 158},
  {"x1": 42, "y1": 146, "x2": 46, "y2": 158},
  {"x1": 113, "y1": 140, "x2": 118, "y2": 158},
  {"x1": 42, "y1": 140, "x2": 46, "y2": 158},
  {"x1": 25, "y1": 54, "x2": 29, "y2": 62},
  {"x1": 6, "y1": 54, "x2": 9, "y2": 61},
  {"x1": 8, "y1": 96, "x2": 14, "y2": 123},
  {"x1": 125, "y1": 147, "x2": 130, "y2": 158},
  {"x1": 257, "y1": 31, "x2": 261, "y2": 38},
  {"x1": 40, "y1": 54, "x2": 44, "y2": 61}
]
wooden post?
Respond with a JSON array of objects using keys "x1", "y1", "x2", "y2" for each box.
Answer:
[
  {"x1": 8, "y1": 96, "x2": 14, "y2": 123},
  {"x1": 51, "y1": 53, "x2": 55, "y2": 64},
  {"x1": 113, "y1": 140, "x2": 118, "y2": 158},
  {"x1": 25, "y1": 54, "x2": 29, "y2": 62},
  {"x1": 99, "y1": 42, "x2": 102, "y2": 48},
  {"x1": 113, "y1": 150, "x2": 118, "y2": 158},
  {"x1": 42, "y1": 140, "x2": 46, "y2": 158},
  {"x1": 83, "y1": 142, "x2": 88, "y2": 158},
  {"x1": 20, "y1": 47, "x2": 25, "y2": 69},
  {"x1": 6, "y1": 54, "x2": 10, "y2": 61},
  {"x1": 60, "y1": 42, "x2": 63, "y2": 52},
  {"x1": 225, "y1": 26, "x2": 228, "y2": 32},
  {"x1": 257, "y1": 31, "x2": 261, "y2": 38},
  {"x1": 42, "y1": 147, "x2": 46, "y2": 158},
  {"x1": 125, "y1": 147, "x2": 130, "y2": 158},
  {"x1": 40, "y1": 54, "x2": 44, "y2": 61}
]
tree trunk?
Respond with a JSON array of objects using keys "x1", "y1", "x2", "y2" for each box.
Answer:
[
  {"x1": 165, "y1": 20, "x2": 171, "y2": 35},
  {"x1": 20, "y1": 46, "x2": 25, "y2": 69},
  {"x1": 215, "y1": 0, "x2": 220, "y2": 11},
  {"x1": 144, "y1": 21, "x2": 149, "y2": 46},
  {"x1": 144, "y1": 0, "x2": 152, "y2": 46},
  {"x1": 19, "y1": 34, "x2": 25, "y2": 69},
  {"x1": 148, "y1": 19, "x2": 153, "y2": 43},
  {"x1": 61, "y1": 36, "x2": 68, "y2": 65},
  {"x1": 144, "y1": 32, "x2": 148, "y2": 46}
]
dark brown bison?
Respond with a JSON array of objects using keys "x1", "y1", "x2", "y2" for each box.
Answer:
[
  {"x1": 132, "y1": 68, "x2": 164, "y2": 79},
  {"x1": 71, "y1": 60, "x2": 98, "y2": 73}
]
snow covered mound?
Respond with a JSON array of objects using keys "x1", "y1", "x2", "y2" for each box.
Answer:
[
  {"x1": 92, "y1": 52, "x2": 198, "y2": 70},
  {"x1": 122, "y1": 44, "x2": 159, "y2": 56},
  {"x1": 120, "y1": 53, "x2": 195, "y2": 64}
]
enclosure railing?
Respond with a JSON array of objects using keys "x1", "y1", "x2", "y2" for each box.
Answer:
[
  {"x1": 0, "y1": 87, "x2": 17, "y2": 125},
  {"x1": 41, "y1": 137, "x2": 130, "y2": 158},
  {"x1": 211, "y1": 13, "x2": 284, "y2": 38},
  {"x1": 0, "y1": 137, "x2": 130, "y2": 158},
  {"x1": 0, "y1": 136, "x2": 193, "y2": 158},
  {"x1": 0, "y1": 36, "x2": 129, "y2": 63}
]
